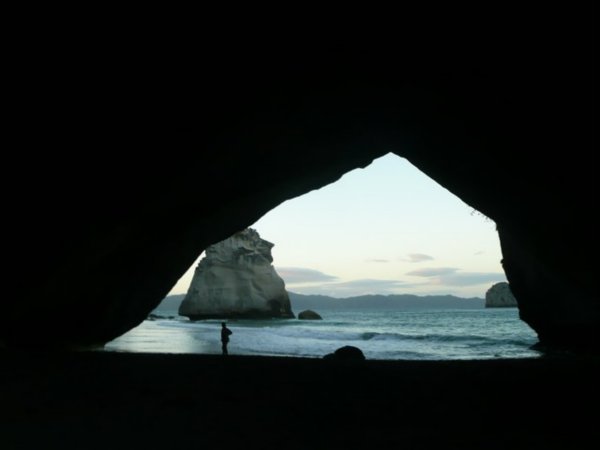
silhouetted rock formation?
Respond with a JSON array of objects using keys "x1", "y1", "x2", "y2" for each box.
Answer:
[
  {"x1": 179, "y1": 229, "x2": 294, "y2": 319},
  {"x1": 1, "y1": 10, "x2": 595, "y2": 352},
  {"x1": 298, "y1": 310, "x2": 322, "y2": 320},
  {"x1": 485, "y1": 282, "x2": 518, "y2": 308},
  {"x1": 324, "y1": 346, "x2": 366, "y2": 361}
]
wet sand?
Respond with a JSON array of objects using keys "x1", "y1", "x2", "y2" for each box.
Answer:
[{"x1": 1, "y1": 352, "x2": 598, "y2": 449}]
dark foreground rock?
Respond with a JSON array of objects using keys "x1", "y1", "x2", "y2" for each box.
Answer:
[
  {"x1": 298, "y1": 310, "x2": 322, "y2": 320},
  {"x1": 324, "y1": 345, "x2": 366, "y2": 361},
  {"x1": 0, "y1": 352, "x2": 598, "y2": 449}
]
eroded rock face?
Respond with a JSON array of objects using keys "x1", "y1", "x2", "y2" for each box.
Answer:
[
  {"x1": 179, "y1": 229, "x2": 294, "y2": 319},
  {"x1": 485, "y1": 282, "x2": 517, "y2": 308}
]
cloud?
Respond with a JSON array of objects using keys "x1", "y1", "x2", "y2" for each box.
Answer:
[
  {"x1": 406, "y1": 267, "x2": 459, "y2": 277},
  {"x1": 276, "y1": 267, "x2": 338, "y2": 284},
  {"x1": 330, "y1": 279, "x2": 404, "y2": 290},
  {"x1": 474, "y1": 251, "x2": 485, "y2": 256},
  {"x1": 406, "y1": 266, "x2": 506, "y2": 286},
  {"x1": 365, "y1": 259, "x2": 390, "y2": 263},
  {"x1": 438, "y1": 272, "x2": 506, "y2": 286},
  {"x1": 401, "y1": 253, "x2": 435, "y2": 263}
]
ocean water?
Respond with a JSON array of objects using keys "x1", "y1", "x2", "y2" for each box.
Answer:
[{"x1": 104, "y1": 308, "x2": 541, "y2": 360}]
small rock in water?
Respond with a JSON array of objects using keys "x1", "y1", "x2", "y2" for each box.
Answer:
[
  {"x1": 485, "y1": 282, "x2": 518, "y2": 307},
  {"x1": 298, "y1": 310, "x2": 322, "y2": 320}
]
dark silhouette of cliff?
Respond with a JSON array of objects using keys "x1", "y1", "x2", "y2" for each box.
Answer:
[
  {"x1": 0, "y1": 7, "x2": 596, "y2": 448},
  {"x1": 2, "y1": 8, "x2": 595, "y2": 352},
  {"x1": 289, "y1": 292, "x2": 484, "y2": 311}
]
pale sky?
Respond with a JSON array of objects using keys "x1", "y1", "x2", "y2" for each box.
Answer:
[{"x1": 169, "y1": 153, "x2": 506, "y2": 298}]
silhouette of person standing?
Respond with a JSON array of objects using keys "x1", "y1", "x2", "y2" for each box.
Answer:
[{"x1": 220, "y1": 322, "x2": 232, "y2": 355}]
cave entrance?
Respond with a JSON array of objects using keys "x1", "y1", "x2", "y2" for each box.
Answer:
[
  {"x1": 172, "y1": 153, "x2": 507, "y2": 299},
  {"x1": 110, "y1": 153, "x2": 539, "y2": 358}
]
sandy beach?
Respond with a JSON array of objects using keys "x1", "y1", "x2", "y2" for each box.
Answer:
[{"x1": 1, "y1": 351, "x2": 598, "y2": 449}]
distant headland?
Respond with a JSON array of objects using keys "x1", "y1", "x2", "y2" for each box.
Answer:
[{"x1": 155, "y1": 291, "x2": 484, "y2": 316}]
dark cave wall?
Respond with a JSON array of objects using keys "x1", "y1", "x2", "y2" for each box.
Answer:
[
  {"x1": 2, "y1": 9, "x2": 596, "y2": 350},
  {"x1": 498, "y1": 224, "x2": 598, "y2": 348},
  {"x1": 3, "y1": 136, "x2": 388, "y2": 347}
]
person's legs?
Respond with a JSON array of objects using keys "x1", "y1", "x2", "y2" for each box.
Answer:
[{"x1": 222, "y1": 342, "x2": 228, "y2": 355}]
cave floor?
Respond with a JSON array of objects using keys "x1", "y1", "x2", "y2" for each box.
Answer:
[{"x1": 1, "y1": 352, "x2": 598, "y2": 449}]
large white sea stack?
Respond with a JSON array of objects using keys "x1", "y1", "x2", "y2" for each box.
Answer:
[{"x1": 179, "y1": 228, "x2": 294, "y2": 319}]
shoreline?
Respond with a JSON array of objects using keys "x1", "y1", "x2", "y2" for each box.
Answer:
[
  {"x1": 1, "y1": 351, "x2": 598, "y2": 449},
  {"x1": 109, "y1": 308, "x2": 540, "y2": 360}
]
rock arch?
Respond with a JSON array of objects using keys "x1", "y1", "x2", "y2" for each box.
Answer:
[{"x1": 3, "y1": 18, "x2": 595, "y2": 351}]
